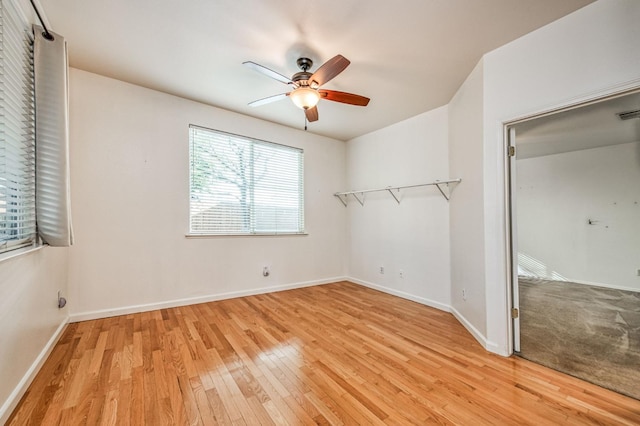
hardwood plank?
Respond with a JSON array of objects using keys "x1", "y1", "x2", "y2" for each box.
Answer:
[
  {"x1": 7, "y1": 282, "x2": 640, "y2": 425},
  {"x1": 176, "y1": 371, "x2": 201, "y2": 425}
]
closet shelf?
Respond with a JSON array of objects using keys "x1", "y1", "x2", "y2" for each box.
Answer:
[{"x1": 334, "y1": 178, "x2": 461, "y2": 206}]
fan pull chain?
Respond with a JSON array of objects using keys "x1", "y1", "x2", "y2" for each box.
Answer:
[{"x1": 304, "y1": 115, "x2": 308, "y2": 131}]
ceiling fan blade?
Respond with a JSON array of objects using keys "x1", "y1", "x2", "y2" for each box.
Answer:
[
  {"x1": 248, "y1": 92, "x2": 289, "y2": 107},
  {"x1": 309, "y1": 55, "x2": 350, "y2": 87},
  {"x1": 319, "y1": 90, "x2": 370, "y2": 106},
  {"x1": 243, "y1": 61, "x2": 294, "y2": 85},
  {"x1": 305, "y1": 106, "x2": 319, "y2": 122}
]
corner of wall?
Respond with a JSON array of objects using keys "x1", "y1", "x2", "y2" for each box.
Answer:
[
  {"x1": 0, "y1": 246, "x2": 70, "y2": 424},
  {"x1": 448, "y1": 57, "x2": 488, "y2": 341},
  {"x1": 0, "y1": 316, "x2": 68, "y2": 424}
]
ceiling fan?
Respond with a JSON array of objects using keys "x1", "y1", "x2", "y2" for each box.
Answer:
[{"x1": 243, "y1": 55, "x2": 370, "y2": 126}]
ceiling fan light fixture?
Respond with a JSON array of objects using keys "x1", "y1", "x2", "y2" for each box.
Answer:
[
  {"x1": 290, "y1": 87, "x2": 320, "y2": 110},
  {"x1": 244, "y1": 54, "x2": 369, "y2": 126}
]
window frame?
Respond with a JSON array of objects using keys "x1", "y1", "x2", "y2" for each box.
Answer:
[
  {"x1": 187, "y1": 125, "x2": 306, "y2": 237},
  {"x1": 0, "y1": 0, "x2": 37, "y2": 255}
]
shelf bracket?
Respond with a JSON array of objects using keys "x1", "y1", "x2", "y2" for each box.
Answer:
[
  {"x1": 386, "y1": 187, "x2": 400, "y2": 204},
  {"x1": 434, "y1": 182, "x2": 450, "y2": 201},
  {"x1": 336, "y1": 194, "x2": 348, "y2": 207},
  {"x1": 352, "y1": 192, "x2": 365, "y2": 206}
]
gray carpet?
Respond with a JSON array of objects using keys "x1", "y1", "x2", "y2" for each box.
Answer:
[{"x1": 518, "y1": 277, "x2": 640, "y2": 400}]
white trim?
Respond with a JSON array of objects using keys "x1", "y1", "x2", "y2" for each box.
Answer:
[
  {"x1": 502, "y1": 79, "x2": 640, "y2": 126},
  {"x1": 449, "y1": 307, "x2": 491, "y2": 352},
  {"x1": 346, "y1": 278, "x2": 509, "y2": 356},
  {"x1": 70, "y1": 277, "x2": 507, "y2": 357},
  {"x1": 505, "y1": 125, "x2": 517, "y2": 356},
  {"x1": 520, "y1": 276, "x2": 640, "y2": 294},
  {"x1": 485, "y1": 340, "x2": 507, "y2": 356},
  {"x1": 185, "y1": 232, "x2": 309, "y2": 238},
  {"x1": 347, "y1": 277, "x2": 451, "y2": 313},
  {"x1": 0, "y1": 317, "x2": 68, "y2": 425},
  {"x1": 0, "y1": 243, "x2": 44, "y2": 264},
  {"x1": 76, "y1": 277, "x2": 508, "y2": 358},
  {"x1": 69, "y1": 276, "x2": 347, "y2": 323},
  {"x1": 569, "y1": 279, "x2": 639, "y2": 294}
]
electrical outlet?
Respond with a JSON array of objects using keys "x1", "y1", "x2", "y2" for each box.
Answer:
[
  {"x1": 399, "y1": 270, "x2": 404, "y2": 279},
  {"x1": 380, "y1": 266, "x2": 385, "y2": 274},
  {"x1": 263, "y1": 266, "x2": 270, "y2": 277},
  {"x1": 462, "y1": 288, "x2": 467, "y2": 301},
  {"x1": 637, "y1": 269, "x2": 640, "y2": 277}
]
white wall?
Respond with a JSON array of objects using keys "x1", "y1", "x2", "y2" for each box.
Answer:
[
  {"x1": 478, "y1": 0, "x2": 640, "y2": 354},
  {"x1": 448, "y1": 61, "x2": 488, "y2": 344},
  {"x1": 68, "y1": 69, "x2": 348, "y2": 319},
  {"x1": 517, "y1": 142, "x2": 640, "y2": 291},
  {"x1": 0, "y1": 1, "x2": 70, "y2": 422},
  {"x1": 0, "y1": 247, "x2": 69, "y2": 423},
  {"x1": 346, "y1": 106, "x2": 451, "y2": 310},
  {"x1": 342, "y1": 0, "x2": 640, "y2": 358}
]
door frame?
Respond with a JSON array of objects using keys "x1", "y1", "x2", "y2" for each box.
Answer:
[
  {"x1": 506, "y1": 127, "x2": 520, "y2": 352},
  {"x1": 503, "y1": 85, "x2": 640, "y2": 354}
]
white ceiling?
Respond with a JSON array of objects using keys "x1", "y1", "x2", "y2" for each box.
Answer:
[
  {"x1": 515, "y1": 91, "x2": 640, "y2": 159},
  {"x1": 39, "y1": 0, "x2": 594, "y2": 141}
]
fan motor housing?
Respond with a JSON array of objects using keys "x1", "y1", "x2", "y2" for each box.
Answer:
[
  {"x1": 296, "y1": 57, "x2": 313, "y2": 71},
  {"x1": 292, "y1": 71, "x2": 312, "y2": 86},
  {"x1": 293, "y1": 57, "x2": 314, "y2": 86}
]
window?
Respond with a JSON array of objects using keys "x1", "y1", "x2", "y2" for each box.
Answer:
[
  {"x1": 0, "y1": 0, "x2": 36, "y2": 254},
  {"x1": 189, "y1": 125, "x2": 304, "y2": 235}
]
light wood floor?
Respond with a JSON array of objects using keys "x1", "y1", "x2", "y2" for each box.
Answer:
[{"x1": 8, "y1": 281, "x2": 640, "y2": 425}]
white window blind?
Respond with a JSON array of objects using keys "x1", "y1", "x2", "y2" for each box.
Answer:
[
  {"x1": 189, "y1": 126, "x2": 304, "y2": 235},
  {"x1": 0, "y1": 0, "x2": 35, "y2": 253}
]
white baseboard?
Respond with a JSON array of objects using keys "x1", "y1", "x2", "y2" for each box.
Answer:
[
  {"x1": 449, "y1": 306, "x2": 490, "y2": 351},
  {"x1": 0, "y1": 317, "x2": 69, "y2": 425},
  {"x1": 519, "y1": 275, "x2": 639, "y2": 294},
  {"x1": 485, "y1": 340, "x2": 508, "y2": 357},
  {"x1": 347, "y1": 277, "x2": 451, "y2": 313},
  {"x1": 347, "y1": 277, "x2": 509, "y2": 356},
  {"x1": 347, "y1": 278, "x2": 507, "y2": 356},
  {"x1": 69, "y1": 276, "x2": 348, "y2": 323},
  {"x1": 565, "y1": 278, "x2": 639, "y2": 294}
]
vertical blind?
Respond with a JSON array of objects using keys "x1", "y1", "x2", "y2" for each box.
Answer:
[
  {"x1": 34, "y1": 25, "x2": 73, "y2": 247},
  {"x1": 189, "y1": 125, "x2": 305, "y2": 235},
  {"x1": 0, "y1": 0, "x2": 36, "y2": 253}
]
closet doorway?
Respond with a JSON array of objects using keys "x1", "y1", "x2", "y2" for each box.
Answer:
[{"x1": 508, "y1": 91, "x2": 640, "y2": 399}]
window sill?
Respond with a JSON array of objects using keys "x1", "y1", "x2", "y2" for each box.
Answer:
[
  {"x1": 186, "y1": 232, "x2": 308, "y2": 238},
  {"x1": 0, "y1": 243, "x2": 46, "y2": 264}
]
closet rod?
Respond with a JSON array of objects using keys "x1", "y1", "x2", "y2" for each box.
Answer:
[{"x1": 334, "y1": 178, "x2": 461, "y2": 206}]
